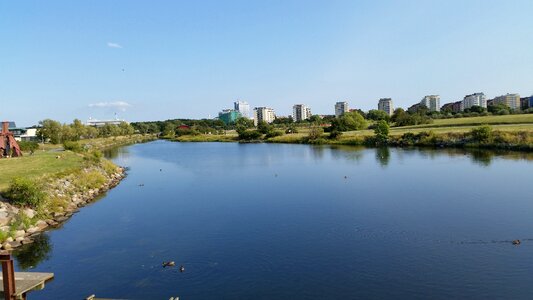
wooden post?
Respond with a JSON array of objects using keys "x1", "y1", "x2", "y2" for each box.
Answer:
[{"x1": 0, "y1": 253, "x2": 16, "y2": 300}]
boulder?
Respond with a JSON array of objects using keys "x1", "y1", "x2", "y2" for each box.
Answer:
[
  {"x1": 22, "y1": 208, "x2": 36, "y2": 219},
  {"x1": 5, "y1": 237, "x2": 13, "y2": 243},
  {"x1": 2, "y1": 243, "x2": 12, "y2": 250},
  {"x1": 8, "y1": 241, "x2": 21, "y2": 248},
  {"x1": 14, "y1": 230, "x2": 25, "y2": 238}
]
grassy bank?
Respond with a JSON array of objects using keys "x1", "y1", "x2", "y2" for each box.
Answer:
[{"x1": 0, "y1": 134, "x2": 156, "y2": 192}]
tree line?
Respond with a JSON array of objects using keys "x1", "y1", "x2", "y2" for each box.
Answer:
[{"x1": 37, "y1": 119, "x2": 135, "y2": 144}]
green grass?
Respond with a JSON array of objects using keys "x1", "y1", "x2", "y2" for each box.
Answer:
[{"x1": 0, "y1": 151, "x2": 84, "y2": 191}]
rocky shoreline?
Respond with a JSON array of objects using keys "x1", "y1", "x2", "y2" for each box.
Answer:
[{"x1": 0, "y1": 166, "x2": 126, "y2": 251}]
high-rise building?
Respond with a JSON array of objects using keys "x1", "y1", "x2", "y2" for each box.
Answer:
[
  {"x1": 234, "y1": 101, "x2": 250, "y2": 119},
  {"x1": 335, "y1": 101, "x2": 349, "y2": 117},
  {"x1": 462, "y1": 93, "x2": 487, "y2": 110},
  {"x1": 292, "y1": 104, "x2": 312, "y2": 122},
  {"x1": 492, "y1": 93, "x2": 521, "y2": 110},
  {"x1": 378, "y1": 98, "x2": 394, "y2": 115},
  {"x1": 420, "y1": 95, "x2": 440, "y2": 112},
  {"x1": 253, "y1": 107, "x2": 276, "y2": 126},
  {"x1": 218, "y1": 109, "x2": 242, "y2": 125}
]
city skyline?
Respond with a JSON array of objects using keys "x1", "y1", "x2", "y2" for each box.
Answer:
[{"x1": 1, "y1": 1, "x2": 533, "y2": 126}]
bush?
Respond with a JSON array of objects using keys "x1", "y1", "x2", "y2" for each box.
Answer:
[
  {"x1": 84, "y1": 150, "x2": 103, "y2": 164},
  {"x1": 238, "y1": 130, "x2": 262, "y2": 140},
  {"x1": 470, "y1": 125, "x2": 493, "y2": 144},
  {"x1": 373, "y1": 120, "x2": 390, "y2": 145},
  {"x1": 265, "y1": 130, "x2": 284, "y2": 139},
  {"x1": 63, "y1": 141, "x2": 83, "y2": 152},
  {"x1": 3, "y1": 177, "x2": 45, "y2": 207},
  {"x1": 307, "y1": 126, "x2": 324, "y2": 141},
  {"x1": 18, "y1": 141, "x2": 39, "y2": 152}
]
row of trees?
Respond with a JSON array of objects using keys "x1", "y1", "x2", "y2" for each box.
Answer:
[{"x1": 38, "y1": 119, "x2": 135, "y2": 144}]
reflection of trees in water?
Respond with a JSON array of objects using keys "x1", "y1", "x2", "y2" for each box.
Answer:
[
  {"x1": 329, "y1": 146, "x2": 365, "y2": 162},
  {"x1": 469, "y1": 150, "x2": 493, "y2": 167},
  {"x1": 102, "y1": 147, "x2": 120, "y2": 159},
  {"x1": 310, "y1": 145, "x2": 325, "y2": 159},
  {"x1": 376, "y1": 147, "x2": 390, "y2": 167},
  {"x1": 14, "y1": 234, "x2": 52, "y2": 270}
]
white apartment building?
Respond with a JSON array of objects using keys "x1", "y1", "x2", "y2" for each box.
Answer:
[
  {"x1": 253, "y1": 107, "x2": 276, "y2": 126},
  {"x1": 492, "y1": 93, "x2": 521, "y2": 110},
  {"x1": 420, "y1": 95, "x2": 440, "y2": 112},
  {"x1": 234, "y1": 101, "x2": 251, "y2": 118},
  {"x1": 378, "y1": 98, "x2": 394, "y2": 115},
  {"x1": 292, "y1": 104, "x2": 312, "y2": 122},
  {"x1": 462, "y1": 93, "x2": 487, "y2": 110},
  {"x1": 335, "y1": 101, "x2": 349, "y2": 117}
]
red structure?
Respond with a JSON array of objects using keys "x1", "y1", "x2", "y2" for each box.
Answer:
[{"x1": 0, "y1": 121, "x2": 22, "y2": 158}]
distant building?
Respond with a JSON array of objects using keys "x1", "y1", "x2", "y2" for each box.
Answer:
[
  {"x1": 218, "y1": 109, "x2": 242, "y2": 125},
  {"x1": 378, "y1": 98, "x2": 394, "y2": 115},
  {"x1": 292, "y1": 104, "x2": 312, "y2": 122},
  {"x1": 234, "y1": 101, "x2": 250, "y2": 119},
  {"x1": 407, "y1": 103, "x2": 421, "y2": 113},
  {"x1": 521, "y1": 96, "x2": 533, "y2": 110},
  {"x1": 253, "y1": 107, "x2": 276, "y2": 126},
  {"x1": 462, "y1": 93, "x2": 487, "y2": 110},
  {"x1": 335, "y1": 101, "x2": 349, "y2": 117},
  {"x1": 441, "y1": 101, "x2": 462, "y2": 113},
  {"x1": 86, "y1": 118, "x2": 126, "y2": 127},
  {"x1": 492, "y1": 93, "x2": 521, "y2": 110},
  {"x1": 420, "y1": 95, "x2": 440, "y2": 112}
]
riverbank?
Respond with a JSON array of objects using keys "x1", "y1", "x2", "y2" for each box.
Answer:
[
  {"x1": 170, "y1": 124, "x2": 533, "y2": 152},
  {"x1": 0, "y1": 134, "x2": 156, "y2": 250}
]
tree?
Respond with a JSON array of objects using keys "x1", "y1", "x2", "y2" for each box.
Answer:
[
  {"x1": 367, "y1": 110, "x2": 390, "y2": 122},
  {"x1": 308, "y1": 115, "x2": 322, "y2": 125},
  {"x1": 235, "y1": 118, "x2": 254, "y2": 134},
  {"x1": 37, "y1": 119, "x2": 62, "y2": 144},
  {"x1": 374, "y1": 120, "x2": 390, "y2": 144},
  {"x1": 331, "y1": 111, "x2": 367, "y2": 131},
  {"x1": 71, "y1": 119, "x2": 86, "y2": 140},
  {"x1": 163, "y1": 122, "x2": 176, "y2": 138},
  {"x1": 118, "y1": 122, "x2": 135, "y2": 136},
  {"x1": 308, "y1": 126, "x2": 324, "y2": 140},
  {"x1": 257, "y1": 121, "x2": 272, "y2": 134}
]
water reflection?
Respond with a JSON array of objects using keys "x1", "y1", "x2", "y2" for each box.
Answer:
[
  {"x1": 14, "y1": 234, "x2": 52, "y2": 270},
  {"x1": 376, "y1": 147, "x2": 390, "y2": 167}
]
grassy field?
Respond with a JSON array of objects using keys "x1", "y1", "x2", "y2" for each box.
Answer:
[
  {"x1": 174, "y1": 133, "x2": 238, "y2": 142},
  {"x1": 0, "y1": 151, "x2": 84, "y2": 191},
  {"x1": 0, "y1": 134, "x2": 156, "y2": 192}
]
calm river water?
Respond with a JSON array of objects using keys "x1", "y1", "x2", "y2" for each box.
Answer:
[{"x1": 13, "y1": 141, "x2": 533, "y2": 299}]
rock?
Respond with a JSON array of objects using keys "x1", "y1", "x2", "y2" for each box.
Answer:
[
  {"x1": 35, "y1": 220, "x2": 48, "y2": 230},
  {"x1": 2, "y1": 242, "x2": 12, "y2": 250},
  {"x1": 8, "y1": 241, "x2": 21, "y2": 248},
  {"x1": 6, "y1": 237, "x2": 13, "y2": 243},
  {"x1": 22, "y1": 238, "x2": 33, "y2": 245},
  {"x1": 14, "y1": 230, "x2": 25, "y2": 238},
  {"x1": 26, "y1": 227, "x2": 40, "y2": 234},
  {"x1": 46, "y1": 220, "x2": 59, "y2": 227},
  {"x1": 55, "y1": 216, "x2": 68, "y2": 223},
  {"x1": 53, "y1": 212, "x2": 64, "y2": 218},
  {"x1": 15, "y1": 237, "x2": 24, "y2": 242},
  {"x1": 22, "y1": 208, "x2": 36, "y2": 219},
  {"x1": 0, "y1": 214, "x2": 11, "y2": 226}
]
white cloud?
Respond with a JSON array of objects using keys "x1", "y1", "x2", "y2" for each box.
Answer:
[
  {"x1": 89, "y1": 101, "x2": 131, "y2": 111},
  {"x1": 107, "y1": 42, "x2": 123, "y2": 48}
]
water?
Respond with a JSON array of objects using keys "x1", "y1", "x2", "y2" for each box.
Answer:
[{"x1": 13, "y1": 141, "x2": 533, "y2": 299}]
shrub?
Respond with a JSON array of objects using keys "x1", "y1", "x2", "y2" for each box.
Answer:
[
  {"x1": 18, "y1": 141, "x2": 39, "y2": 152},
  {"x1": 3, "y1": 177, "x2": 45, "y2": 207},
  {"x1": 265, "y1": 130, "x2": 284, "y2": 139},
  {"x1": 307, "y1": 126, "x2": 324, "y2": 141},
  {"x1": 238, "y1": 130, "x2": 262, "y2": 140},
  {"x1": 329, "y1": 129, "x2": 343, "y2": 139},
  {"x1": 373, "y1": 120, "x2": 390, "y2": 145},
  {"x1": 63, "y1": 141, "x2": 83, "y2": 152},
  {"x1": 84, "y1": 150, "x2": 103, "y2": 164},
  {"x1": 470, "y1": 125, "x2": 493, "y2": 144}
]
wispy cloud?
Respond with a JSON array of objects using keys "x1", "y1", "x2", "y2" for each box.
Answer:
[
  {"x1": 89, "y1": 101, "x2": 131, "y2": 111},
  {"x1": 107, "y1": 42, "x2": 123, "y2": 48}
]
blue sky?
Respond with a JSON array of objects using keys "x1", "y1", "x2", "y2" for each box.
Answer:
[{"x1": 1, "y1": 0, "x2": 532, "y2": 126}]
